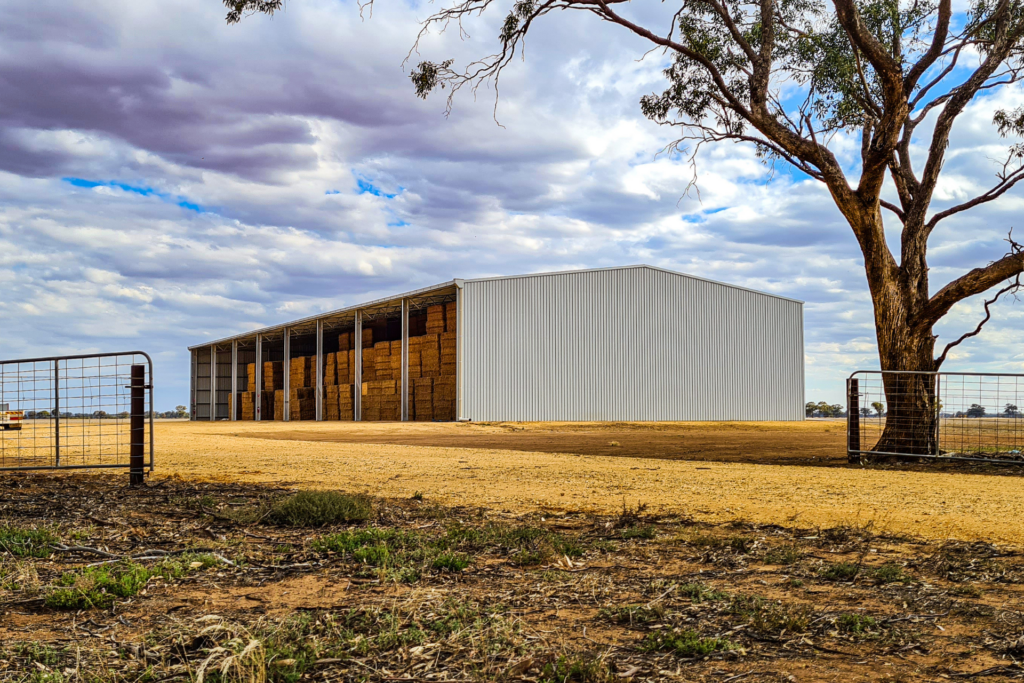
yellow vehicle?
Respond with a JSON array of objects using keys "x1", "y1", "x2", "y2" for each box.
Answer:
[{"x1": 0, "y1": 403, "x2": 24, "y2": 430}]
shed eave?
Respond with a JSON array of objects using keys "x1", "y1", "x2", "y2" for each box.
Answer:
[{"x1": 188, "y1": 279, "x2": 458, "y2": 350}]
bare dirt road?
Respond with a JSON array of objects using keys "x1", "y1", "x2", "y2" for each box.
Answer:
[{"x1": 155, "y1": 420, "x2": 1024, "y2": 544}]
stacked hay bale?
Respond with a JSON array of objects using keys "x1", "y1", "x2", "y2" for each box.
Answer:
[
  {"x1": 420, "y1": 334, "x2": 440, "y2": 378},
  {"x1": 262, "y1": 361, "x2": 283, "y2": 421},
  {"x1": 389, "y1": 340, "x2": 402, "y2": 380},
  {"x1": 413, "y1": 377, "x2": 433, "y2": 421},
  {"x1": 408, "y1": 336, "x2": 422, "y2": 379},
  {"x1": 241, "y1": 391, "x2": 255, "y2": 420},
  {"x1": 289, "y1": 356, "x2": 316, "y2": 421},
  {"x1": 374, "y1": 341, "x2": 390, "y2": 381},
  {"x1": 339, "y1": 383, "x2": 354, "y2": 420}
]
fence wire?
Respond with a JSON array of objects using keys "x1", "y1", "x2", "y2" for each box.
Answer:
[
  {"x1": 0, "y1": 352, "x2": 153, "y2": 471},
  {"x1": 848, "y1": 371, "x2": 1024, "y2": 463}
]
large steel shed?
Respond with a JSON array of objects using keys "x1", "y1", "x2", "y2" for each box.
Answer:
[{"x1": 189, "y1": 264, "x2": 805, "y2": 422}]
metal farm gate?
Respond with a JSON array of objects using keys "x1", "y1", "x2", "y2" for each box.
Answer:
[
  {"x1": 848, "y1": 370, "x2": 1024, "y2": 464},
  {"x1": 0, "y1": 352, "x2": 153, "y2": 483}
]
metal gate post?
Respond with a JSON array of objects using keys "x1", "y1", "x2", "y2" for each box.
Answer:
[
  {"x1": 847, "y1": 378, "x2": 860, "y2": 462},
  {"x1": 54, "y1": 360, "x2": 60, "y2": 467},
  {"x1": 130, "y1": 364, "x2": 145, "y2": 486}
]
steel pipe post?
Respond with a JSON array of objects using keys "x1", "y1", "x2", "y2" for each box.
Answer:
[{"x1": 401, "y1": 299, "x2": 409, "y2": 421}]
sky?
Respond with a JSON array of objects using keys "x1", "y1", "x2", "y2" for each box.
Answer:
[{"x1": 0, "y1": 0, "x2": 1022, "y2": 411}]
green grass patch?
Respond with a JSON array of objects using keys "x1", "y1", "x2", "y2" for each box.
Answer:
[
  {"x1": 45, "y1": 555, "x2": 216, "y2": 610},
  {"x1": 763, "y1": 545, "x2": 804, "y2": 565},
  {"x1": 641, "y1": 629, "x2": 735, "y2": 657},
  {"x1": 432, "y1": 552, "x2": 471, "y2": 572},
  {"x1": 268, "y1": 491, "x2": 373, "y2": 527},
  {"x1": 870, "y1": 563, "x2": 910, "y2": 583},
  {"x1": 539, "y1": 654, "x2": 613, "y2": 682},
  {"x1": 819, "y1": 561, "x2": 861, "y2": 582},
  {"x1": 0, "y1": 524, "x2": 59, "y2": 558},
  {"x1": 835, "y1": 613, "x2": 879, "y2": 634},
  {"x1": 677, "y1": 582, "x2": 728, "y2": 603},
  {"x1": 689, "y1": 534, "x2": 753, "y2": 553},
  {"x1": 728, "y1": 595, "x2": 810, "y2": 635}
]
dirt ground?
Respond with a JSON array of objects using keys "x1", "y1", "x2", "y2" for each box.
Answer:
[
  {"x1": 3, "y1": 474, "x2": 1024, "y2": 682},
  {"x1": 154, "y1": 420, "x2": 1024, "y2": 545}
]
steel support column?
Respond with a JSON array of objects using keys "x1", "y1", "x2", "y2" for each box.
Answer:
[
  {"x1": 190, "y1": 349, "x2": 197, "y2": 421},
  {"x1": 283, "y1": 327, "x2": 291, "y2": 422},
  {"x1": 354, "y1": 311, "x2": 362, "y2": 421},
  {"x1": 255, "y1": 334, "x2": 263, "y2": 421},
  {"x1": 455, "y1": 283, "x2": 464, "y2": 421},
  {"x1": 316, "y1": 319, "x2": 324, "y2": 421},
  {"x1": 209, "y1": 345, "x2": 216, "y2": 421},
  {"x1": 401, "y1": 299, "x2": 409, "y2": 421},
  {"x1": 230, "y1": 341, "x2": 238, "y2": 421}
]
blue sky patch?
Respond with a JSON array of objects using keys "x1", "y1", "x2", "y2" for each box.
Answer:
[
  {"x1": 62, "y1": 177, "x2": 208, "y2": 214},
  {"x1": 356, "y1": 178, "x2": 397, "y2": 199}
]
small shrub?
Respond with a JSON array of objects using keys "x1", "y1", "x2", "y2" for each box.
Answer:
[
  {"x1": 268, "y1": 491, "x2": 372, "y2": 527},
  {"x1": 641, "y1": 629, "x2": 734, "y2": 657},
  {"x1": 820, "y1": 562, "x2": 861, "y2": 582},
  {"x1": 411, "y1": 491, "x2": 424, "y2": 501},
  {"x1": 678, "y1": 582, "x2": 728, "y2": 603},
  {"x1": 729, "y1": 595, "x2": 810, "y2": 635},
  {"x1": 871, "y1": 563, "x2": 910, "y2": 584},
  {"x1": 0, "y1": 524, "x2": 59, "y2": 558},
  {"x1": 836, "y1": 613, "x2": 879, "y2": 634}
]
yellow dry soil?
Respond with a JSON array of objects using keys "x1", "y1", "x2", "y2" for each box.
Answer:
[{"x1": 156, "y1": 420, "x2": 1024, "y2": 545}]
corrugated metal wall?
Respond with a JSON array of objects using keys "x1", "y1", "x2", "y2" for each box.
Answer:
[{"x1": 460, "y1": 266, "x2": 804, "y2": 421}]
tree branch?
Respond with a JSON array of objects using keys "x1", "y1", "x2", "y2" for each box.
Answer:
[
  {"x1": 935, "y1": 276, "x2": 1021, "y2": 366},
  {"x1": 919, "y1": 232, "x2": 1024, "y2": 330}
]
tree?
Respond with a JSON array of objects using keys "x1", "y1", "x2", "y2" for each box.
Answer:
[
  {"x1": 871, "y1": 401, "x2": 885, "y2": 417},
  {"x1": 175, "y1": 405, "x2": 189, "y2": 419},
  {"x1": 966, "y1": 403, "x2": 987, "y2": 417},
  {"x1": 1004, "y1": 403, "x2": 1020, "y2": 417},
  {"x1": 860, "y1": 406, "x2": 873, "y2": 417},
  {"x1": 225, "y1": 0, "x2": 1024, "y2": 454},
  {"x1": 806, "y1": 401, "x2": 818, "y2": 416}
]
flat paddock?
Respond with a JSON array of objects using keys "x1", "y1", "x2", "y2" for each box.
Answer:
[{"x1": 155, "y1": 420, "x2": 1024, "y2": 544}]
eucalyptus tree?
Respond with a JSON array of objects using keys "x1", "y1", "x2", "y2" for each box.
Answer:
[{"x1": 224, "y1": 0, "x2": 1024, "y2": 454}]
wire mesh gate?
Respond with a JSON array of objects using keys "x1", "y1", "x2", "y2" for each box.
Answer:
[
  {"x1": 0, "y1": 352, "x2": 153, "y2": 480},
  {"x1": 848, "y1": 370, "x2": 1024, "y2": 464}
]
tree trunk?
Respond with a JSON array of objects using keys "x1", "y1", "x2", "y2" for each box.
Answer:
[{"x1": 870, "y1": 287, "x2": 940, "y2": 457}]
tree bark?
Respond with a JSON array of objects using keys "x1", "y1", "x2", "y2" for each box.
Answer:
[{"x1": 854, "y1": 206, "x2": 940, "y2": 457}]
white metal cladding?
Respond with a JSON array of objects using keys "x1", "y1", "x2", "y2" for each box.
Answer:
[{"x1": 460, "y1": 266, "x2": 804, "y2": 421}]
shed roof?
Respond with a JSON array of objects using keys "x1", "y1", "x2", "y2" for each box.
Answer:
[{"x1": 189, "y1": 264, "x2": 800, "y2": 349}]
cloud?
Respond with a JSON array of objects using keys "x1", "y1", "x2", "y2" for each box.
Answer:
[{"x1": 0, "y1": 0, "x2": 1021, "y2": 408}]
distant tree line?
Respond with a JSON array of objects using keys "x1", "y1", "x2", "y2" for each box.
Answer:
[
  {"x1": 805, "y1": 402, "x2": 847, "y2": 418},
  {"x1": 817, "y1": 401, "x2": 1024, "y2": 419},
  {"x1": 19, "y1": 406, "x2": 189, "y2": 419}
]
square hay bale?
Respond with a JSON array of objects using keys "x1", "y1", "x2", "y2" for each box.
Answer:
[
  {"x1": 290, "y1": 356, "x2": 313, "y2": 389},
  {"x1": 338, "y1": 331, "x2": 353, "y2": 352},
  {"x1": 274, "y1": 390, "x2": 285, "y2": 421},
  {"x1": 361, "y1": 327, "x2": 373, "y2": 348},
  {"x1": 444, "y1": 301, "x2": 457, "y2": 332},
  {"x1": 246, "y1": 364, "x2": 257, "y2": 392},
  {"x1": 264, "y1": 361, "x2": 284, "y2": 392}
]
